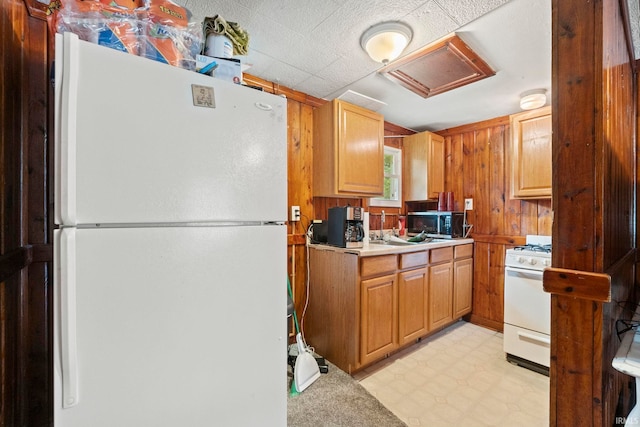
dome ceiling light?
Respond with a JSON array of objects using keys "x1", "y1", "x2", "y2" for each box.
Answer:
[
  {"x1": 520, "y1": 89, "x2": 547, "y2": 110},
  {"x1": 360, "y1": 22, "x2": 413, "y2": 64}
]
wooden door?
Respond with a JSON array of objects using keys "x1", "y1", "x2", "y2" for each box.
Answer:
[
  {"x1": 429, "y1": 262, "x2": 453, "y2": 330},
  {"x1": 427, "y1": 133, "x2": 445, "y2": 199},
  {"x1": 398, "y1": 267, "x2": 428, "y2": 345},
  {"x1": 510, "y1": 106, "x2": 552, "y2": 199},
  {"x1": 453, "y1": 257, "x2": 473, "y2": 318},
  {"x1": 337, "y1": 101, "x2": 384, "y2": 195},
  {"x1": 360, "y1": 273, "x2": 398, "y2": 366},
  {"x1": 403, "y1": 131, "x2": 445, "y2": 201}
]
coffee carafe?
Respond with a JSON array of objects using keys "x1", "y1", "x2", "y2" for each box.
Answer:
[{"x1": 327, "y1": 206, "x2": 364, "y2": 248}]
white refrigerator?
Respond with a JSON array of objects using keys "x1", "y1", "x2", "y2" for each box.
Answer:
[{"x1": 53, "y1": 32, "x2": 287, "y2": 426}]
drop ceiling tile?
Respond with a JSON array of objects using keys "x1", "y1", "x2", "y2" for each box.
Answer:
[
  {"x1": 238, "y1": 48, "x2": 277, "y2": 76},
  {"x1": 403, "y1": 2, "x2": 460, "y2": 49},
  {"x1": 315, "y1": 55, "x2": 378, "y2": 86},
  {"x1": 179, "y1": 0, "x2": 254, "y2": 26},
  {"x1": 433, "y1": 0, "x2": 510, "y2": 26},
  {"x1": 349, "y1": 0, "x2": 429, "y2": 16},
  {"x1": 243, "y1": 16, "x2": 305, "y2": 59},
  {"x1": 227, "y1": 0, "x2": 266, "y2": 10},
  {"x1": 292, "y1": 75, "x2": 343, "y2": 99},
  {"x1": 252, "y1": 0, "x2": 342, "y2": 35},
  {"x1": 254, "y1": 60, "x2": 313, "y2": 90},
  {"x1": 276, "y1": 34, "x2": 343, "y2": 75}
]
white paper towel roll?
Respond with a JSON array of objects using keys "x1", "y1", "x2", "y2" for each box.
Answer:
[{"x1": 205, "y1": 34, "x2": 233, "y2": 58}]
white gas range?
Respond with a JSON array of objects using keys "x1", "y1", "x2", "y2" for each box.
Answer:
[{"x1": 503, "y1": 235, "x2": 551, "y2": 375}]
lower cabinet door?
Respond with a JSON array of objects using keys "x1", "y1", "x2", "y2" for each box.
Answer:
[
  {"x1": 360, "y1": 273, "x2": 398, "y2": 366},
  {"x1": 398, "y1": 268, "x2": 429, "y2": 345},
  {"x1": 453, "y1": 257, "x2": 473, "y2": 318},
  {"x1": 429, "y1": 262, "x2": 453, "y2": 330}
]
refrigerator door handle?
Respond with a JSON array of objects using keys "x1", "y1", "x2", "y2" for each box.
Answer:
[
  {"x1": 59, "y1": 32, "x2": 79, "y2": 225},
  {"x1": 59, "y1": 228, "x2": 79, "y2": 408}
]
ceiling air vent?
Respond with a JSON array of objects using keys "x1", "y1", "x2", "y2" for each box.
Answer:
[
  {"x1": 378, "y1": 33, "x2": 495, "y2": 98},
  {"x1": 336, "y1": 90, "x2": 387, "y2": 112}
]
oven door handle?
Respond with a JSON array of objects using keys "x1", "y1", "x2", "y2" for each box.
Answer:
[
  {"x1": 505, "y1": 266, "x2": 544, "y2": 280},
  {"x1": 518, "y1": 331, "x2": 551, "y2": 346}
]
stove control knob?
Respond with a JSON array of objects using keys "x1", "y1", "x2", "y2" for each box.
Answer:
[
  {"x1": 517, "y1": 256, "x2": 526, "y2": 264},
  {"x1": 542, "y1": 259, "x2": 551, "y2": 267},
  {"x1": 528, "y1": 258, "x2": 537, "y2": 265}
]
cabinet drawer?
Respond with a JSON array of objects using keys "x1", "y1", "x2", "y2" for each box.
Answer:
[
  {"x1": 361, "y1": 255, "x2": 397, "y2": 277},
  {"x1": 430, "y1": 247, "x2": 453, "y2": 264},
  {"x1": 400, "y1": 251, "x2": 428, "y2": 270},
  {"x1": 454, "y1": 244, "x2": 473, "y2": 259}
]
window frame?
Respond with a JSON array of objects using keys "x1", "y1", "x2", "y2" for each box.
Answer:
[{"x1": 369, "y1": 145, "x2": 402, "y2": 208}]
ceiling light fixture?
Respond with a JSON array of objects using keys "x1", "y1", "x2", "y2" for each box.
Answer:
[
  {"x1": 360, "y1": 22, "x2": 413, "y2": 64},
  {"x1": 520, "y1": 89, "x2": 547, "y2": 110}
]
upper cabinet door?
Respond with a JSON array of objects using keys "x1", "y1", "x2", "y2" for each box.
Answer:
[
  {"x1": 403, "y1": 130, "x2": 445, "y2": 201},
  {"x1": 510, "y1": 106, "x2": 552, "y2": 199},
  {"x1": 313, "y1": 100, "x2": 384, "y2": 197}
]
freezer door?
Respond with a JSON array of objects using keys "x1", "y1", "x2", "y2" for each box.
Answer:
[
  {"x1": 55, "y1": 33, "x2": 286, "y2": 226},
  {"x1": 54, "y1": 225, "x2": 287, "y2": 427}
]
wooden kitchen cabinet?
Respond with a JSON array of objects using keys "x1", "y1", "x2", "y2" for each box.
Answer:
[
  {"x1": 398, "y1": 251, "x2": 429, "y2": 345},
  {"x1": 306, "y1": 243, "x2": 472, "y2": 373},
  {"x1": 429, "y1": 248, "x2": 454, "y2": 330},
  {"x1": 398, "y1": 267, "x2": 429, "y2": 345},
  {"x1": 313, "y1": 99, "x2": 384, "y2": 197},
  {"x1": 453, "y1": 244, "x2": 473, "y2": 318},
  {"x1": 403, "y1": 130, "x2": 445, "y2": 201},
  {"x1": 510, "y1": 106, "x2": 552, "y2": 199},
  {"x1": 360, "y1": 273, "x2": 398, "y2": 366}
]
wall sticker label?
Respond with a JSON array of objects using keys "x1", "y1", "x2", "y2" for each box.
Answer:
[{"x1": 192, "y1": 85, "x2": 215, "y2": 108}]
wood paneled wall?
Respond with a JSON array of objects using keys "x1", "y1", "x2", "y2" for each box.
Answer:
[
  {"x1": 1, "y1": 1, "x2": 52, "y2": 426},
  {"x1": 244, "y1": 74, "x2": 417, "y2": 325},
  {"x1": 547, "y1": 0, "x2": 637, "y2": 425},
  {"x1": 247, "y1": 69, "x2": 556, "y2": 334},
  {"x1": 438, "y1": 117, "x2": 553, "y2": 330}
]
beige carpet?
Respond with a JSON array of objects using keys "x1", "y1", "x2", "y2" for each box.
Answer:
[{"x1": 287, "y1": 360, "x2": 407, "y2": 427}]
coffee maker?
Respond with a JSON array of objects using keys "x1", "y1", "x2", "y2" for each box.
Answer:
[{"x1": 327, "y1": 206, "x2": 364, "y2": 248}]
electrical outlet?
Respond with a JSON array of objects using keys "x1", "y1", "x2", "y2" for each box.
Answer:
[
  {"x1": 290, "y1": 206, "x2": 301, "y2": 222},
  {"x1": 464, "y1": 198, "x2": 473, "y2": 210}
]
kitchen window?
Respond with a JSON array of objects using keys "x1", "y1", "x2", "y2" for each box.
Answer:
[{"x1": 370, "y1": 146, "x2": 401, "y2": 207}]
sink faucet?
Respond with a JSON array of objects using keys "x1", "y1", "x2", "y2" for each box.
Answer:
[{"x1": 380, "y1": 210, "x2": 385, "y2": 240}]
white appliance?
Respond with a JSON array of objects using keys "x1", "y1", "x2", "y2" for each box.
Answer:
[
  {"x1": 613, "y1": 305, "x2": 640, "y2": 427},
  {"x1": 53, "y1": 33, "x2": 287, "y2": 426},
  {"x1": 503, "y1": 235, "x2": 551, "y2": 375}
]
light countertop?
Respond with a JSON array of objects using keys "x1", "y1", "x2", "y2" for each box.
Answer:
[{"x1": 309, "y1": 238, "x2": 474, "y2": 257}]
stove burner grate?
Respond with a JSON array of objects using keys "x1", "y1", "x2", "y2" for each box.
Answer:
[{"x1": 513, "y1": 244, "x2": 552, "y2": 253}]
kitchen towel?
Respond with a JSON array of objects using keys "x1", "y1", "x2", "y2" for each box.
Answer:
[{"x1": 203, "y1": 15, "x2": 249, "y2": 55}]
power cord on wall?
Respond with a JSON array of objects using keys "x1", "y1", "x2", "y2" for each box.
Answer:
[
  {"x1": 299, "y1": 222, "x2": 314, "y2": 339},
  {"x1": 616, "y1": 319, "x2": 640, "y2": 341},
  {"x1": 463, "y1": 207, "x2": 473, "y2": 238},
  {"x1": 289, "y1": 221, "x2": 316, "y2": 349}
]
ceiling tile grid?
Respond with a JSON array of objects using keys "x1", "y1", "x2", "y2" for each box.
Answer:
[{"x1": 176, "y1": 0, "x2": 637, "y2": 131}]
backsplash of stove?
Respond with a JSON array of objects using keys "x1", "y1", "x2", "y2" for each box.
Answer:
[{"x1": 523, "y1": 234, "x2": 551, "y2": 247}]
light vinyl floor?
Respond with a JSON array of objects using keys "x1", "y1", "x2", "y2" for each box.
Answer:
[{"x1": 355, "y1": 321, "x2": 549, "y2": 426}]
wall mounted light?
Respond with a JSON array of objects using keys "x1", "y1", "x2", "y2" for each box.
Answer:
[
  {"x1": 520, "y1": 89, "x2": 547, "y2": 110},
  {"x1": 360, "y1": 22, "x2": 413, "y2": 64}
]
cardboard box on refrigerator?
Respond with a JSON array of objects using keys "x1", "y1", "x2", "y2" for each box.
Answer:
[{"x1": 196, "y1": 54, "x2": 242, "y2": 84}]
